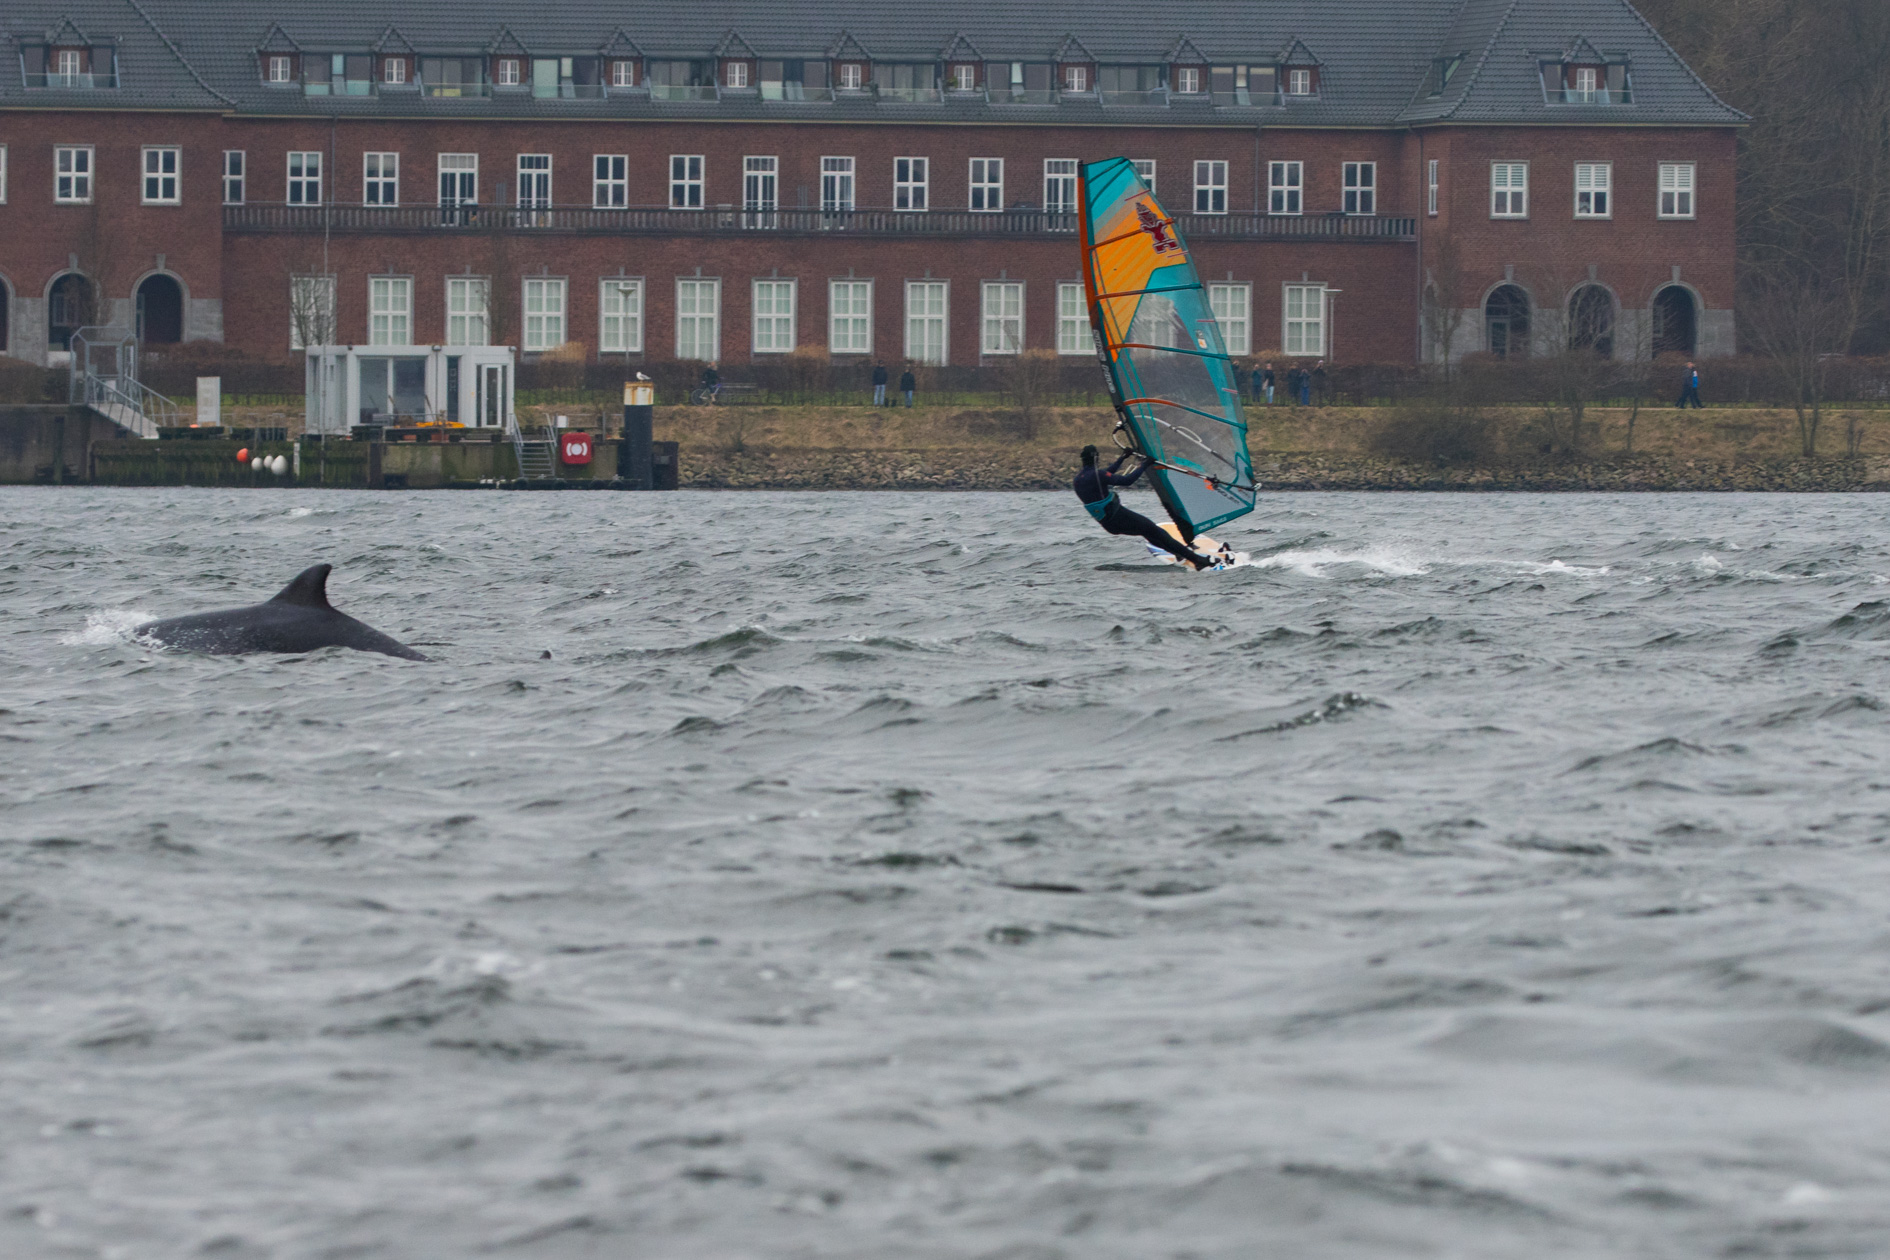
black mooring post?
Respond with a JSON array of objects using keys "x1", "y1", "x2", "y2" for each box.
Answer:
[{"x1": 620, "y1": 381, "x2": 653, "y2": 490}]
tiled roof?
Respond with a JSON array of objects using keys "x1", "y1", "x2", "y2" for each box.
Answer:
[{"x1": 1, "y1": 0, "x2": 1745, "y2": 127}]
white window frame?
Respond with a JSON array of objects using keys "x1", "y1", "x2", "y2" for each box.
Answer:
[
  {"x1": 829, "y1": 279, "x2": 873, "y2": 354},
  {"x1": 821, "y1": 156, "x2": 855, "y2": 212},
  {"x1": 369, "y1": 276, "x2": 412, "y2": 346},
  {"x1": 1343, "y1": 162, "x2": 1376, "y2": 215},
  {"x1": 446, "y1": 277, "x2": 490, "y2": 347},
  {"x1": 438, "y1": 153, "x2": 477, "y2": 208},
  {"x1": 1659, "y1": 162, "x2": 1696, "y2": 220},
  {"x1": 1283, "y1": 283, "x2": 1326, "y2": 357},
  {"x1": 289, "y1": 274, "x2": 336, "y2": 351},
  {"x1": 1132, "y1": 159, "x2": 1157, "y2": 192},
  {"x1": 517, "y1": 154, "x2": 551, "y2": 209},
  {"x1": 1287, "y1": 68, "x2": 1312, "y2": 96},
  {"x1": 675, "y1": 277, "x2": 721, "y2": 361},
  {"x1": 839, "y1": 63, "x2": 863, "y2": 90},
  {"x1": 0, "y1": 145, "x2": 6, "y2": 204},
  {"x1": 599, "y1": 277, "x2": 645, "y2": 354},
  {"x1": 593, "y1": 154, "x2": 627, "y2": 208},
  {"x1": 267, "y1": 55, "x2": 292, "y2": 83},
  {"x1": 611, "y1": 60, "x2": 636, "y2": 88},
  {"x1": 752, "y1": 278, "x2": 795, "y2": 354},
  {"x1": 522, "y1": 277, "x2": 566, "y2": 352},
  {"x1": 496, "y1": 58, "x2": 521, "y2": 87},
  {"x1": 287, "y1": 150, "x2": 321, "y2": 206},
  {"x1": 1491, "y1": 162, "x2": 1528, "y2": 218},
  {"x1": 1209, "y1": 282, "x2": 1252, "y2": 356},
  {"x1": 905, "y1": 280, "x2": 948, "y2": 365},
  {"x1": 1064, "y1": 64, "x2": 1088, "y2": 93},
  {"x1": 1427, "y1": 158, "x2": 1439, "y2": 216},
  {"x1": 363, "y1": 151, "x2": 398, "y2": 206},
  {"x1": 969, "y1": 157, "x2": 1003, "y2": 212},
  {"x1": 743, "y1": 155, "x2": 778, "y2": 212},
  {"x1": 222, "y1": 149, "x2": 244, "y2": 205},
  {"x1": 1175, "y1": 67, "x2": 1201, "y2": 95},
  {"x1": 725, "y1": 61, "x2": 749, "y2": 88},
  {"x1": 1044, "y1": 159, "x2": 1078, "y2": 213},
  {"x1": 894, "y1": 157, "x2": 928, "y2": 211},
  {"x1": 1194, "y1": 160, "x2": 1228, "y2": 215},
  {"x1": 140, "y1": 146, "x2": 180, "y2": 205},
  {"x1": 1574, "y1": 162, "x2": 1611, "y2": 218},
  {"x1": 1573, "y1": 66, "x2": 1598, "y2": 95},
  {"x1": 670, "y1": 154, "x2": 704, "y2": 209},
  {"x1": 55, "y1": 146, "x2": 94, "y2": 204},
  {"x1": 952, "y1": 63, "x2": 976, "y2": 91},
  {"x1": 1056, "y1": 282, "x2": 1089, "y2": 355},
  {"x1": 382, "y1": 57, "x2": 406, "y2": 85},
  {"x1": 1268, "y1": 160, "x2": 1301, "y2": 216},
  {"x1": 981, "y1": 281, "x2": 1024, "y2": 355}
]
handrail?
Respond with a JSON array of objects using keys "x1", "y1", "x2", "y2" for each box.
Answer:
[{"x1": 224, "y1": 204, "x2": 1418, "y2": 242}]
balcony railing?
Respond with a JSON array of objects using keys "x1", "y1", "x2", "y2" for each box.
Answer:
[{"x1": 225, "y1": 203, "x2": 1418, "y2": 242}]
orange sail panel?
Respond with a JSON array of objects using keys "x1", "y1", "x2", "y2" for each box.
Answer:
[{"x1": 1079, "y1": 157, "x2": 1255, "y2": 533}]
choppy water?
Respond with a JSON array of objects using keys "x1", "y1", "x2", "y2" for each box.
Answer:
[{"x1": 6, "y1": 486, "x2": 1890, "y2": 1259}]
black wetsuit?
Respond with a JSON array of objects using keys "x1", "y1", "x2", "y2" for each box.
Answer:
[{"x1": 1074, "y1": 455, "x2": 1203, "y2": 565}]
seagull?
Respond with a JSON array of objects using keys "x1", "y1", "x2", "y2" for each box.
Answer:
[{"x1": 635, "y1": 372, "x2": 651, "y2": 381}]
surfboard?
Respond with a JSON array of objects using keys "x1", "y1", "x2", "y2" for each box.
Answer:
[{"x1": 1148, "y1": 522, "x2": 1249, "y2": 570}]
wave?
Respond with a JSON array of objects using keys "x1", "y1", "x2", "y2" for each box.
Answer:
[{"x1": 60, "y1": 608, "x2": 156, "y2": 648}]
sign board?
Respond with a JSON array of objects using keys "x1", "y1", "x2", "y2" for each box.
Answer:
[
  {"x1": 559, "y1": 431, "x2": 593, "y2": 465},
  {"x1": 196, "y1": 377, "x2": 221, "y2": 428}
]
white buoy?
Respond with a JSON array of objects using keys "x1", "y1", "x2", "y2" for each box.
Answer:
[
  {"x1": 251, "y1": 456, "x2": 264, "y2": 471},
  {"x1": 270, "y1": 454, "x2": 288, "y2": 476}
]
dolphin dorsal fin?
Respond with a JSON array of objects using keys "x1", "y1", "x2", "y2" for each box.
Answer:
[{"x1": 271, "y1": 564, "x2": 334, "y2": 608}]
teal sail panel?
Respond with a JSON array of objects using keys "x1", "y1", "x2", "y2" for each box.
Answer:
[{"x1": 1078, "y1": 157, "x2": 1255, "y2": 533}]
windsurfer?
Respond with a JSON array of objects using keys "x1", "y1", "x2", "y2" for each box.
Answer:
[{"x1": 1074, "y1": 445, "x2": 1214, "y2": 570}]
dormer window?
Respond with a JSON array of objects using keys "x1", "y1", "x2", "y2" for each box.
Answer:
[
  {"x1": 24, "y1": 43, "x2": 116, "y2": 90},
  {"x1": 1174, "y1": 66, "x2": 1202, "y2": 95},
  {"x1": 267, "y1": 54, "x2": 293, "y2": 83},
  {"x1": 838, "y1": 62, "x2": 864, "y2": 90},
  {"x1": 1286, "y1": 67, "x2": 1314, "y2": 96},
  {"x1": 56, "y1": 49, "x2": 83, "y2": 82},
  {"x1": 951, "y1": 63, "x2": 977, "y2": 91},
  {"x1": 1543, "y1": 59, "x2": 1630, "y2": 104},
  {"x1": 495, "y1": 58, "x2": 521, "y2": 87},
  {"x1": 1063, "y1": 64, "x2": 1089, "y2": 92},
  {"x1": 725, "y1": 61, "x2": 749, "y2": 88},
  {"x1": 611, "y1": 59, "x2": 636, "y2": 88},
  {"x1": 382, "y1": 57, "x2": 407, "y2": 85},
  {"x1": 1428, "y1": 53, "x2": 1463, "y2": 97},
  {"x1": 1572, "y1": 66, "x2": 1597, "y2": 95}
]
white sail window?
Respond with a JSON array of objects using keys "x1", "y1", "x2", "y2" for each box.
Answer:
[
  {"x1": 1057, "y1": 282, "x2": 1089, "y2": 355},
  {"x1": 1491, "y1": 162, "x2": 1528, "y2": 217},
  {"x1": 1209, "y1": 283, "x2": 1252, "y2": 355},
  {"x1": 1194, "y1": 160, "x2": 1227, "y2": 215},
  {"x1": 670, "y1": 155, "x2": 704, "y2": 209},
  {"x1": 600, "y1": 278, "x2": 645, "y2": 353},
  {"x1": 54, "y1": 146, "x2": 93, "y2": 203},
  {"x1": 1659, "y1": 162, "x2": 1695, "y2": 219},
  {"x1": 676, "y1": 278, "x2": 720, "y2": 360},
  {"x1": 821, "y1": 156, "x2": 855, "y2": 212},
  {"x1": 981, "y1": 281, "x2": 1023, "y2": 355},
  {"x1": 369, "y1": 276, "x2": 412, "y2": 346},
  {"x1": 1343, "y1": 162, "x2": 1375, "y2": 215},
  {"x1": 142, "y1": 147, "x2": 180, "y2": 204},
  {"x1": 1283, "y1": 284, "x2": 1325, "y2": 356},
  {"x1": 829, "y1": 280, "x2": 872, "y2": 354},
  {"x1": 446, "y1": 277, "x2": 489, "y2": 346},
  {"x1": 894, "y1": 157, "x2": 928, "y2": 211},
  {"x1": 287, "y1": 151, "x2": 320, "y2": 205},
  {"x1": 363, "y1": 152, "x2": 398, "y2": 206},
  {"x1": 752, "y1": 279, "x2": 795, "y2": 353},
  {"x1": 969, "y1": 158, "x2": 1003, "y2": 211},
  {"x1": 1268, "y1": 161, "x2": 1301, "y2": 215},
  {"x1": 1574, "y1": 163, "x2": 1611, "y2": 218},
  {"x1": 1044, "y1": 159, "x2": 1078, "y2": 213},
  {"x1": 438, "y1": 153, "x2": 477, "y2": 209},
  {"x1": 222, "y1": 150, "x2": 245, "y2": 204},
  {"x1": 522, "y1": 278, "x2": 566, "y2": 351},
  {"x1": 906, "y1": 281, "x2": 947, "y2": 364},
  {"x1": 593, "y1": 155, "x2": 627, "y2": 207},
  {"x1": 1132, "y1": 159, "x2": 1156, "y2": 192}
]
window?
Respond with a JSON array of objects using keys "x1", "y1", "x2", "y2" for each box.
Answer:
[
  {"x1": 752, "y1": 279, "x2": 795, "y2": 353},
  {"x1": 446, "y1": 277, "x2": 489, "y2": 346},
  {"x1": 1044, "y1": 159, "x2": 1078, "y2": 213},
  {"x1": 743, "y1": 155, "x2": 777, "y2": 225},
  {"x1": 1287, "y1": 68, "x2": 1312, "y2": 96},
  {"x1": 369, "y1": 276, "x2": 412, "y2": 346},
  {"x1": 522, "y1": 278, "x2": 566, "y2": 351},
  {"x1": 1342, "y1": 162, "x2": 1375, "y2": 215},
  {"x1": 1057, "y1": 282, "x2": 1089, "y2": 355},
  {"x1": 1064, "y1": 64, "x2": 1088, "y2": 92},
  {"x1": 55, "y1": 146, "x2": 93, "y2": 203},
  {"x1": 981, "y1": 281, "x2": 1023, "y2": 355},
  {"x1": 821, "y1": 156, "x2": 855, "y2": 212},
  {"x1": 1175, "y1": 67, "x2": 1202, "y2": 94},
  {"x1": 517, "y1": 154, "x2": 551, "y2": 208},
  {"x1": 725, "y1": 61, "x2": 748, "y2": 88},
  {"x1": 829, "y1": 280, "x2": 872, "y2": 354},
  {"x1": 1268, "y1": 161, "x2": 1301, "y2": 215},
  {"x1": 902, "y1": 281, "x2": 948, "y2": 365},
  {"x1": 1194, "y1": 160, "x2": 1228, "y2": 215},
  {"x1": 383, "y1": 58, "x2": 406, "y2": 85},
  {"x1": 287, "y1": 151, "x2": 321, "y2": 205},
  {"x1": 288, "y1": 275, "x2": 336, "y2": 349},
  {"x1": 1659, "y1": 162, "x2": 1696, "y2": 219},
  {"x1": 58, "y1": 50, "x2": 83, "y2": 82},
  {"x1": 593, "y1": 154, "x2": 627, "y2": 207},
  {"x1": 364, "y1": 152, "x2": 398, "y2": 206},
  {"x1": 222, "y1": 150, "x2": 244, "y2": 204},
  {"x1": 670, "y1": 154, "x2": 704, "y2": 208},
  {"x1": 969, "y1": 158, "x2": 1003, "y2": 211},
  {"x1": 952, "y1": 64, "x2": 976, "y2": 91},
  {"x1": 676, "y1": 278, "x2": 720, "y2": 360},
  {"x1": 1427, "y1": 158, "x2": 1439, "y2": 216},
  {"x1": 142, "y1": 146, "x2": 179, "y2": 204},
  {"x1": 267, "y1": 55, "x2": 292, "y2": 83},
  {"x1": 1133, "y1": 159, "x2": 1156, "y2": 192},
  {"x1": 894, "y1": 157, "x2": 928, "y2": 211},
  {"x1": 1491, "y1": 162, "x2": 1528, "y2": 217},
  {"x1": 1209, "y1": 283, "x2": 1252, "y2": 356},
  {"x1": 1574, "y1": 162, "x2": 1611, "y2": 218},
  {"x1": 0, "y1": 146, "x2": 7, "y2": 203},
  {"x1": 600, "y1": 278, "x2": 644, "y2": 353},
  {"x1": 496, "y1": 58, "x2": 521, "y2": 86},
  {"x1": 1574, "y1": 67, "x2": 1597, "y2": 95},
  {"x1": 438, "y1": 153, "x2": 477, "y2": 209},
  {"x1": 611, "y1": 60, "x2": 636, "y2": 88},
  {"x1": 1283, "y1": 284, "x2": 1325, "y2": 356},
  {"x1": 839, "y1": 63, "x2": 864, "y2": 90}
]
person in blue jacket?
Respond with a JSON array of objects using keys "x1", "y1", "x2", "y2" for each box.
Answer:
[
  {"x1": 1073, "y1": 446, "x2": 1213, "y2": 570},
  {"x1": 1676, "y1": 361, "x2": 1703, "y2": 408}
]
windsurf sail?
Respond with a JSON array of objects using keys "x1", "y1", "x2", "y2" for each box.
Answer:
[{"x1": 1079, "y1": 157, "x2": 1255, "y2": 534}]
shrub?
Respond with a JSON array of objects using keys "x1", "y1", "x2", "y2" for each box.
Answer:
[{"x1": 1370, "y1": 394, "x2": 1496, "y2": 467}]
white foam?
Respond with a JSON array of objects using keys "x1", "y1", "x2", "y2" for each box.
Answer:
[
  {"x1": 60, "y1": 609, "x2": 158, "y2": 648},
  {"x1": 1252, "y1": 548, "x2": 1430, "y2": 579},
  {"x1": 285, "y1": 507, "x2": 316, "y2": 518}
]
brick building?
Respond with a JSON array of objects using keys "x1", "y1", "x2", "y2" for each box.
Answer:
[{"x1": 0, "y1": 0, "x2": 1743, "y2": 370}]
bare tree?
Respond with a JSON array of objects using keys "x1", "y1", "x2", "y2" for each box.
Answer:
[
  {"x1": 1524, "y1": 267, "x2": 1616, "y2": 456},
  {"x1": 999, "y1": 348, "x2": 1060, "y2": 442},
  {"x1": 1741, "y1": 265, "x2": 1852, "y2": 456},
  {"x1": 1419, "y1": 231, "x2": 1470, "y2": 375}
]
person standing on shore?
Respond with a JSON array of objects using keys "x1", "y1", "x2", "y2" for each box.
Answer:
[
  {"x1": 1311, "y1": 360, "x2": 1330, "y2": 407},
  {"x1": 1677, "y1": 362, "x2": 1703, "y2": 409},
  {"x1": 872, "y1": 361, "x2": 889, "y2": 407},
  {"x1": 1290, "y1": 364, "x2": 1310, "y2": 406},
  {"x1": 1258, "y1": 362, "x2": 1276, "y2": 405},
  {"x1": 900, "y1": 364, "x2": 917, "y2": 408}
]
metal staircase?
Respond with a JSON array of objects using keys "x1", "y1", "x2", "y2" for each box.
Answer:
[
  {"x1": 508, "y1": 420, "x2": 557, "y2": 481},
  {"x1": 69, "y1": 327, "x2": 173, "y2": 439}
]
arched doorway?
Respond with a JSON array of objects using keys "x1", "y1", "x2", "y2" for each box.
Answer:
[
  {"x1": 1651, "y1": 286, "x2": 1697, "y2": 358},
  {"x1": 1568, "y1": 286, "x2": 1614, "y2": 358},
  {"x1": 1485, "y1": 285, "x2": 1530, "y2": 357},
  {"x1": 47, "y1": 273, "x2": 95, "y2": 352},
  {"x1": 136, "y1": 274, "x2": 184, "y2": 345}
]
